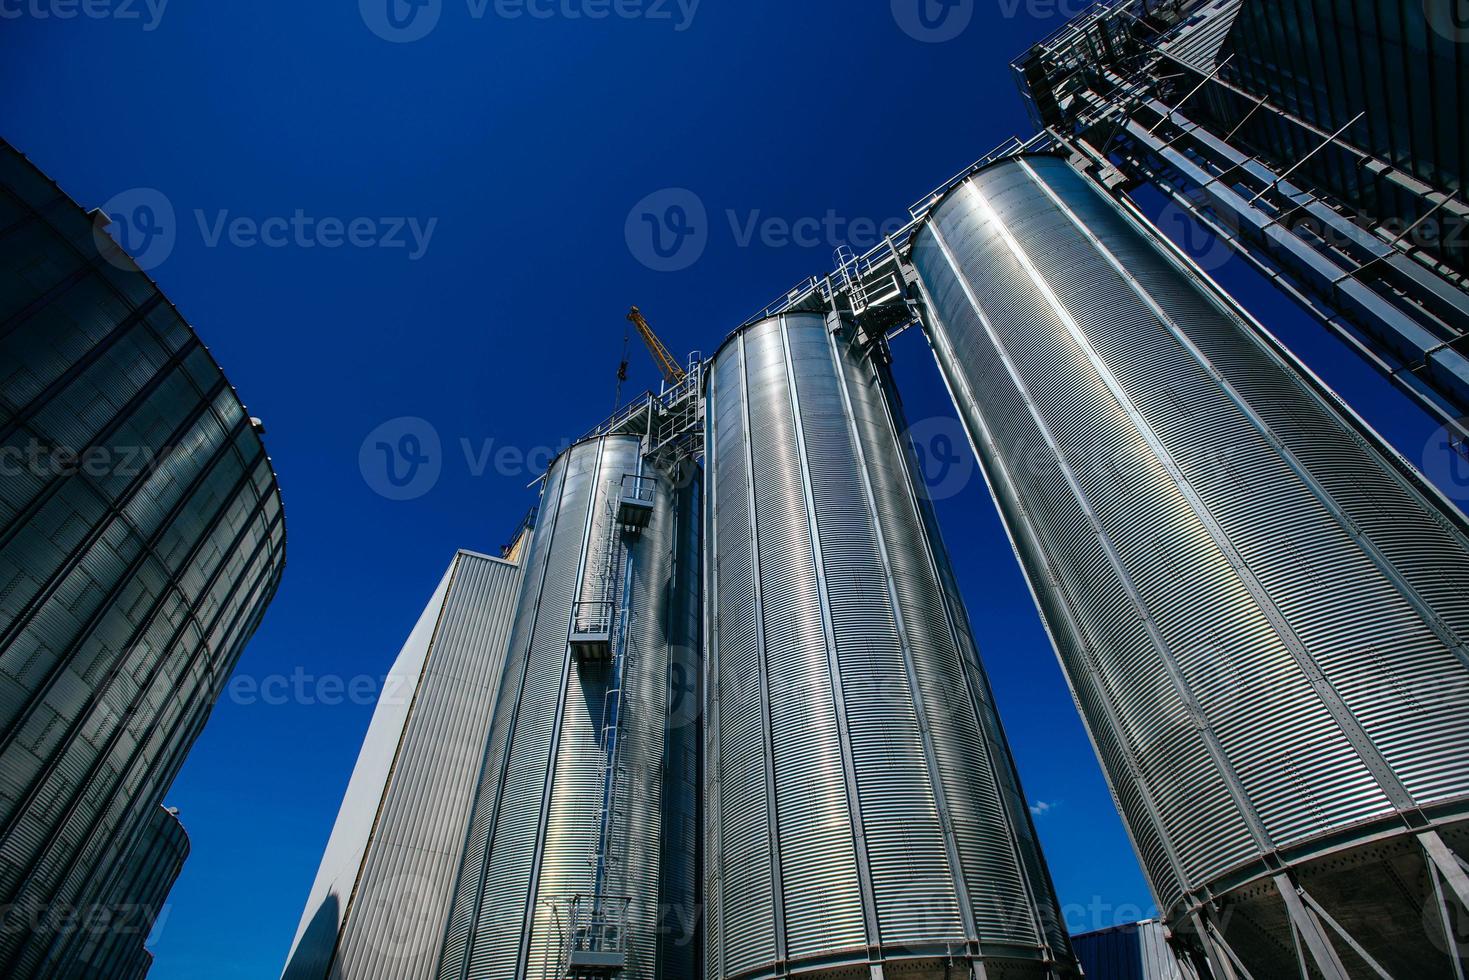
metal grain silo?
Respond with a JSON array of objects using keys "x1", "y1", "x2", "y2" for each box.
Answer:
[
  {"x1": 0, "y1": 138, "x2": 285, "y2": 978},
  {"x1": 909, "y1": 153, "x2": 1469, "y2": 979},
  {"x1": 51, "y1": 803, "x2": 189, "y2": 980},
  {"x1": 437, "y1": 434, "x2": 700, "y2": 980},
  {"x1": 703, "y1": 311, "x2": 1075, "y2": 980}
]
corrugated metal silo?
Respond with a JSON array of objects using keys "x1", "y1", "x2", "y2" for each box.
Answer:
[
  {"x1": 703, "y1": 312, "x2": 1076, "y2": 979},
  {"x1": 0, "y1": 138, "x2": 285, "y2": 978},
  {"x1": 56, "y1": 803, "x2": 189, "y2": 980},
  {"x1": 437, "y1": 434, "x2": 700, "y2": 980},
  {"x1": 909, "y1": 153, "x2": 1469, "y2": 978}
]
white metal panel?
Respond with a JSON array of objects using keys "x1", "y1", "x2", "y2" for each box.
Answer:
[{"x1": 281, "y1": 552, "x2": 523, "y2": 980}]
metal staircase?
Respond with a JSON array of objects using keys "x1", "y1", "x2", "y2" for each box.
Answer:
[{"x1": 1009, "y1": 0, "x2": 1469, "y2": 441}]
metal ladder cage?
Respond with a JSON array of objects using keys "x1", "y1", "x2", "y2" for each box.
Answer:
[
  {"x1": 562, "y1": 473, "x2": 642, "y2": 978},
  {"x1": 587, "y1": 604, "x2": 638, "y2": 896},
  {"x1": 571, "y1": 485, "x2": 633, "y2": 662},
  {"x1": 567, "y1": 893, "x2": 633, "y2": 974}
]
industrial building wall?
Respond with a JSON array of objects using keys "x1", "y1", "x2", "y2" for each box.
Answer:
[
  {"x1": 1070, "y1": 920, "x2": 1200, "y2": 980},
  {"x1": 910, "y1": 153, "x2": 1469, "y2": 973},
  {"x1": 0, "y1": 139, "x2": 287, "y2": 979},
  {"x1": 1214, "y1": 0, "x2": 1465, "y2": 203},
  {"x1": 280, "y1": 551, "x2": 522, "y2": 980},
  {"x1": 703, "y1": 312, "x2": 1073, "y2": 979},
  {"x1": 437, "y1": 435, "x2": 699, "y2": 980}
]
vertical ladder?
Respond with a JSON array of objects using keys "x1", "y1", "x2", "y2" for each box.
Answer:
[
  {"x1": 567, "y1": 480, "x2": 641, "y2": 977},
  {"x1": 834, "y1": 245, "x2": 869, "y2": 313}
]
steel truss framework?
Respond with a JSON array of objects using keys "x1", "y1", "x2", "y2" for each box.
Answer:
[{"x1": 1008, "y1": 0, "x2": 1469, "y2": 443}]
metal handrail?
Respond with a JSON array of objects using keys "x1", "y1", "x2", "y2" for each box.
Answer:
[
  {"x1": 572, "y1": 600, "x2": 613, "y2": 637},
  {"x1": 738, "y1": 132, "x2": 1056, "y2": 329},
  {"x1": 619, "y1": 474, "x2": 657, "y2": 504}
]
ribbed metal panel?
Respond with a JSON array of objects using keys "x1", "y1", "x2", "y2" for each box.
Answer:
[
  {"x1": 910, "y1": 153, "x2": 1469, "y2": 967},
  {"x1": 1211, "y1": 0, "x2": 1465, "y2": 224},
  {"x1": 280, "y1": 550, "x2": 524, "y2": 980},
  {"x1": 439, "y1": 435, "x2": 700, "y2": 980},
  {"x1": 704, "y1": 312, "x2": 1075, "y2": 979},
  {"x1": 1071, "y1": 919, "x2": 1200, "y2": 980},
  {"x1": 44, "y1": 803, "x2": 188, "y2": 980},
  {"x1": 0, "y1": 139, "x2": 286, "y2": 979}
]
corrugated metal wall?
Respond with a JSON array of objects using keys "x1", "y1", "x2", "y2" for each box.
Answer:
[
  {"x1": 280, "y1": 551, "x2": 523, "y2": 980},
  {"x1": 1212, "y1": 0, "x2": 1465, "y2": 214},
  {"x1": 703, "y1": 312, "x2": 1074, "y2": 979},
  {"x1": 438, "y1": 435, "x2": 700, "y2": 980},
  {"x1": 1071, "y1": 919, "x2": 1199, "y2": 980},
  {"x1": 0, "y1": 139, "x2": 286, "y2": 979},
  {"x1": 909, "y1": 153, "x2": 1469, "y2": 932}
]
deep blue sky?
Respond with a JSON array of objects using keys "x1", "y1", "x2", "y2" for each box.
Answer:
[{"x1": 1, "y1": 2, "x2": 1455, "y2": 977}]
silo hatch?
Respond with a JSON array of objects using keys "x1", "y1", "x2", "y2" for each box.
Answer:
[{"x1": 616, "y1": 475, "x2": 656, "y2": 530}]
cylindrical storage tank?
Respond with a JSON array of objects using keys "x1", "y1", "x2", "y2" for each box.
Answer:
[
  {"x1": 0, "y1": 139, "x2": 286, "y2": 978},
  {"x1": 437, "y1": 435, "x2": 700, "y2": 980},
  {"x1": 703, "y1": 312, "x2": 1075, "y2": 980},
  {"x1": 55, "y1": 803, "x2": 189, "y2": 980},
  {"x1": 910, "y1": 153, "x2": 1469, "y2": 978}
]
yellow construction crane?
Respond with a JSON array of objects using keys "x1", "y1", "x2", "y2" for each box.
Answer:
[{"x1": 627, "y1": 306, "x2": 686, "y2": 386}]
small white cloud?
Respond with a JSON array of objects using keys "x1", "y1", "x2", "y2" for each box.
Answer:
[{"x1": 1030, "y1": 800, "x2": 1056, "y2": 817}]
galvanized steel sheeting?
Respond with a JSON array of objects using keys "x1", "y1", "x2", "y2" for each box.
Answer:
[
  {"x1": 1071, "y1": 919, "x2": 1200, "y2": 980},
  {"x1": 909, "y1": 153, "x2": 1469, "y2": 917},
  {"x1": 439, "y1": 435, "x2": 699, "y2": 980},
  {"x1": 0, "y1": 140, "x2": 286, "y2": 979},
  {"x1": 281, "y1": 550, "x2": 523, "y2": 980},
  {"x1": 704, "y1": 312, "x2": 1073, "y2": 978}
]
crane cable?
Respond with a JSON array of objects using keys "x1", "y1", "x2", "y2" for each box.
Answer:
[{"x1": 613, "y1": 319, "x2": 632, "y2": 414}]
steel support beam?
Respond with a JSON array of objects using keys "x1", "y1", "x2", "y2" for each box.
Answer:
[
  {"x1": 1112, "y1": 107, "x2": 1469, "y2": 438},
  {"x1": 1273, "y1": 874, "x2": 1351, "y2": 980}
]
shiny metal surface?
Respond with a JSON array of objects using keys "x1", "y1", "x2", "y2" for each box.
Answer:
[
  {"x1": 910, "y1": 153, "x2": 1469, "y2": 976},
  {"x1": 0, "y1": 140, "x2": 286, "y2": 978},
  {"x1": 704, "y1": 312, "x2": 1075, "y2": 979},
  {"x1": 281, "y1": 550, "x2": 524, "y2": 980},
  {"x1": 438, "y1": 435, "x2": 700, "y2": 980}
]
